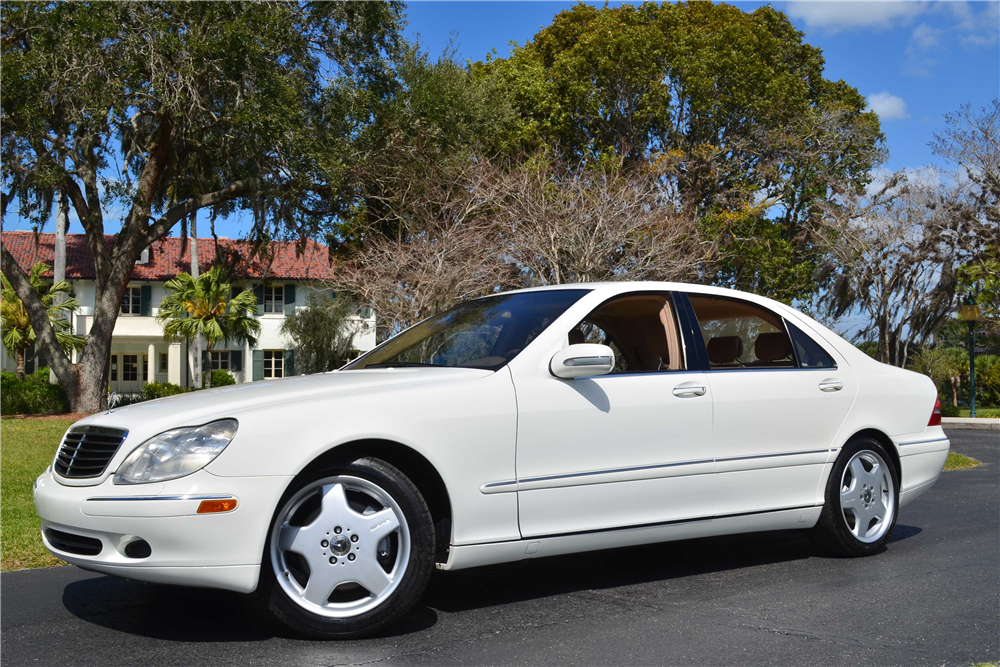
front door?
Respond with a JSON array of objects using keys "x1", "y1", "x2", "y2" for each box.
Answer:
[
  {"x1": 685, "y1": 293, "x2": 857, "y2": 516},
  {"x1": 514, "y1": 292, "x2": 715, "y2": 538},
  {"x1": 117, "y1": 353, "x2": 142, "y2": 394}
]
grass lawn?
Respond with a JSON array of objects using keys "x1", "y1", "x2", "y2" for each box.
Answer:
[
  {"x1": 953, "y1": 407, "x2": 1000, "y2": 418},
  {"x1": 944, "y1": 452, "x2": 983, "y2": 471},
  {"x1": 1, "y1": 418, "x2": 74, "y2": 571}
]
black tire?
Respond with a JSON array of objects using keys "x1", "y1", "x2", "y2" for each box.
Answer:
[
  {"x1": 810, "y1": 436, "x2": 900, "y2": 557},
  {"x1": 258, "y1": 456, "x2": 436, "y2": 639}
]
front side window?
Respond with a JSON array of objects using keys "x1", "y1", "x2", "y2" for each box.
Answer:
[
  {"x1": 121, "y1": 287, "x2": 141, "y2": 315},
  {"x1": 346, "y1": 290, "x2": 590, "y2": 371},
  {"x1": 263, "y1": 350, "x2": 283, "y2": 378},
  {"x1": 264, "y1": 285, "x2": 284, "y2": 314},
  {"x1": 211, "y1": 351, "x2": 230, "y2": 371},
  {"x1": 568, "y1": 293, "x2": 685, "y2": 374},
  {"x1": 688, "y1": 295, "x2": 795, "y2": 369}
]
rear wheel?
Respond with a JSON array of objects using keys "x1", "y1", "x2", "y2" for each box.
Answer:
[
  {"x1": 811, "y1": 437, "x2": 899, "y2": 557},
  {"x1": 261, "y1": 457, "x2": 435, "y2": 638}
]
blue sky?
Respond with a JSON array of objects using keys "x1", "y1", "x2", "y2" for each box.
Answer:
[
  {"x1": 405, "y1": 1, "x2": 999, "y2": 174},
  {"x1": 7, "y1": 1, "x2": 999, "y2": 239}
]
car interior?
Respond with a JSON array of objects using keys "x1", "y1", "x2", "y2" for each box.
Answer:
[
  {"x1": 568, "y1": 294, "x2": 685, "y2": 373},
  {"x1": 687, "y1": 295, "x2": 796, "y2": 368}
]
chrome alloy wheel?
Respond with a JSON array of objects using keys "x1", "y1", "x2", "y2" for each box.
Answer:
[
  {"x1": 839, "y1": 449, "x2": 895, "y2": 544},
  {"x1": 270, "y1": 476, "x2": 410, "y2": 618}
]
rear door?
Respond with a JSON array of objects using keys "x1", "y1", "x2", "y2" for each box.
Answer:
[{"x1": 683, "y1": 293, "x2": 857, "y2": 516}]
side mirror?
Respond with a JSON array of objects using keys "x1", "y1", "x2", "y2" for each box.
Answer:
[{"x1": 550, "y1": 343, "x2": 616, "y2": 379}]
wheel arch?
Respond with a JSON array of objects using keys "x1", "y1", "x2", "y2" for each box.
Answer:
[
  {"x1": 844, "y1": 428, "x2": 901, "y2": 482},
  {"x1": 294, "y1": 439, "x2": 453, "y2": 563}
]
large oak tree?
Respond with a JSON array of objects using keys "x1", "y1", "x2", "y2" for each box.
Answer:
[
  {"x1": 482, "y1": 2, "x2": 884, "y2": 302},
  {"x1": 1, "y1": 1, "x2": 403, "y2": 411}
]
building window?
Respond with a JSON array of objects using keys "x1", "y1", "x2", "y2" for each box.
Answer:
[
  {"x1": 121, "y1": 287, "x2": 142, "y2": 315},
  {"x1": 142, "y1": 354, "x2": 148, "y2": 380},
  {"x1": 159, "y1": 352, "x2": 168, "y2": 373},
  {"x1": 263, "y1": 350, "x2": 283, "y2": 378},
  {"x1": 122, "y1": 354, "x2": 138, "y2": 382},
  {"x1": 110, "y1": 355, "x2": 117, "y2": 381},
  {"x1": 263, "y1": 285, "x2": 284, "y2": 314},
  {"x1": 210, "y1": 351, "x2": 230, "y2": 371}
]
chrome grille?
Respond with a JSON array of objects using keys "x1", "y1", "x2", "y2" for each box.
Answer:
[{"x1": 53, "y1": 425, "x2": 128, "y2": 479}]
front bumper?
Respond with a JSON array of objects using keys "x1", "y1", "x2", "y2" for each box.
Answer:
[{"x1": 33, "y1": 469, "x2": 292, "y2": 593}]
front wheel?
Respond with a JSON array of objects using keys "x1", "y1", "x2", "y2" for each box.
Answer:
[
  {"x1": 261, "y1": 457, "x2": 436, "y2": 638},
  {"x1": 810, "y1": 438, "x2": 899, "y2": 557}
]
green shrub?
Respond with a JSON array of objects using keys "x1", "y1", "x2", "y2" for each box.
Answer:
[
  {"x1": 974, "y1": 354, "x2": 1000, "y2": 407},
  {"x1": 0, "y1": 368, "x2": 70, "y2": 415},
  {"x1": 204, "y1": 370, "x2": 236, "y2": 387},
  {"x1": 109, "y1": 392, "x2": 146, "y2": 408},
  {"x1": 941, "y1": 402, "x2": 960, "y2": 418},
  {"x1": 142, "y1": 382, "x2": 186, "y2": 400}
]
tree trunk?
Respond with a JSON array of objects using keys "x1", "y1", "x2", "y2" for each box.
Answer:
[
  {"x1": 50, "y1": 189, "x2": 69, "y2": 385},
  {"x1": 951, "y1": 376, "x2": 960, "y2": 407},
  {"x1": 204, "y1": 346, "x2": 212, "y2": 389},
  {"x1": 190, "y1": 212, "x2": 202, "y2": 390},
  {"x1": 16, "y1": 349, "x2": 25, "y2": 380}
]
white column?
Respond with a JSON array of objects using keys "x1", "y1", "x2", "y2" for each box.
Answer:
[
  {"x1": 147, "y1": 343, "x2": 156, "y2": 383},
  {"x1": 168, "y1": 342, "x2": 182, "y2": 386}
]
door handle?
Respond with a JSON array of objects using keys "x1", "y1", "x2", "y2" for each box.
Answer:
[
  {"x1": 672, "y1": 385, "x2": 707, "y2": 397},
  {"x1": 819, "y1": 379, "x2": 843, "y2": 392}
]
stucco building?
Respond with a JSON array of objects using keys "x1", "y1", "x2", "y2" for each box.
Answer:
[{"x1": 1, "y1": 231, "x2": 375, "y2": 391}]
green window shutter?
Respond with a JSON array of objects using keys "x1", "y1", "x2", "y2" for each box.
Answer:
[
  {"x1": 254, "y1": 285, "x2": 265, "y2": 315},
  {"x1": 283, "y1": 349, "x2": 295, "y2": 377},
  {"x1": 252, "y1": 350, "x2": 264, "y2": 381},
  {"x1": 202, "y1": 350, "x2": 209, "y2": 373},
  {"x1": 230, "y1": 350, "x2": 243, "y2": 372},
  {"x1": 140, "y1": 285, "x2": 152, "y2": 316},
  {"x1": 284, "y1": 284, "x2": 296, "y2": 316}
]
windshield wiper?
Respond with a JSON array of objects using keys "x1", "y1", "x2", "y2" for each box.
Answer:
[{"x1": 362, "y1": 361, "x2": 445, "y2": 368}]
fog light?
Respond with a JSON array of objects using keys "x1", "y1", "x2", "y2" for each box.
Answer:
[{"x1": 197, "y1": 498, "x2": 238, "y2": 514}]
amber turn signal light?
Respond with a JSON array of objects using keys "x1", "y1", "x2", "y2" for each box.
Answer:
[{"x1": 197, "y1": 498, "x2": 238, "y2": 514}]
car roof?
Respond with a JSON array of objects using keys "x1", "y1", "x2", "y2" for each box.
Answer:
[{"x1": 492, "y1": 281, "x2": 771, "y2": 302}]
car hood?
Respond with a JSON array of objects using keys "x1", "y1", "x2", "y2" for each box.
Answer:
[{"x1": 76, "y1": 368, "x2": 494, "y2": 436}]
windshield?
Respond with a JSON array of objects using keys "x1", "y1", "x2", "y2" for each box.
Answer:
[{"x1": 345, "y1": 290, "x2": 590, "y2": 371}]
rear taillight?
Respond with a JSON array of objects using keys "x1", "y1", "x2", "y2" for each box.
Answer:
[{"x1": 928, "y1": 398, "x2": 942, "y2": 426}]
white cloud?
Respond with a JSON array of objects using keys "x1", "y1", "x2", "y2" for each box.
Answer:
[
  {"x1": 904, "y1": 23, "x2": 941, "y2": 76},
  {"x1": 866, "y1": 91, "x2": 910, "y2": 121},
  {"x1": 951, "y1": 1, "x2": 1000, "y2": 48},
  {"x1": 908, "y1": 23, "x2": 940, "y2": 52},
  {"x1": 783, "y1": 1, "x2": 927, "y2": 33}
]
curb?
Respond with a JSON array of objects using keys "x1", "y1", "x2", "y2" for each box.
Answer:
[{"x1": 942, "y1": 417, "x2": 1000, "y2": 431}]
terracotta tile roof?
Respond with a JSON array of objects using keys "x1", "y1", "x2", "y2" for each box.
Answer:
[{"x1": 1, "y1": 231, "x2": 334, "y2": 282}]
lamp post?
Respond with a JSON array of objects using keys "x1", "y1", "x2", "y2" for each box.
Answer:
[{"x1": 960, "y1": 294, "x2": 981, "y2": 419}]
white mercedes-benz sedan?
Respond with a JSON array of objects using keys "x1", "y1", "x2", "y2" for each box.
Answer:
[{"x1": 34, "y1": 283, "x2": 950, "y2": 637}]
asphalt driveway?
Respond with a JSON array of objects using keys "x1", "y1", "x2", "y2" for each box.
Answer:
[{"x1": 2, "y1": 430, "x2": 997, "y2": 666}]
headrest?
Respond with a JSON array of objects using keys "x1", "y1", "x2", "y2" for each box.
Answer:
[
  {"x1": 707, "y1": 335, "x2": 743, "y2": 365},
  {"x1": 568, "y1": 328, "x2": 586, "y2": 345},
  {"x1": 755, "y1": 332, "x2": 792, "y2": 362}
]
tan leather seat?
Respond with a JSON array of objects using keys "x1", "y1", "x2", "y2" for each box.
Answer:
[
  {"x1": 568, "y1": 328, "x2": 586, "y2": 345},
  {"x1": 754, "y1": 332, "x2": 792, "y2": 362},
  {"x1": 707, "y1": 335, "x2": 743, "y2": 365}
]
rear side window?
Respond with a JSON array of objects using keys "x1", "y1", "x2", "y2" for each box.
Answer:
[
  {"x1": 787, "y1": 322, "x2": 837, "y2": 369},
  {"x1": 687, "y1": 295, "x2": 795, "y2": 369}
]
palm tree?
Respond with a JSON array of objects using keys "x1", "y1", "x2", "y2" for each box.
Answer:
[
  {"x1": 158, "y1": 266, "x2": 261, "y2": 388},
  {"x1": 1, "y1": 263, "x2": 84, "y2": 379}
]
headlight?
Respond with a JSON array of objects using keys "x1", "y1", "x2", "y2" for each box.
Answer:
[{"x1": 113, "y1": 419, "x2": 238, "y2": 484}]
